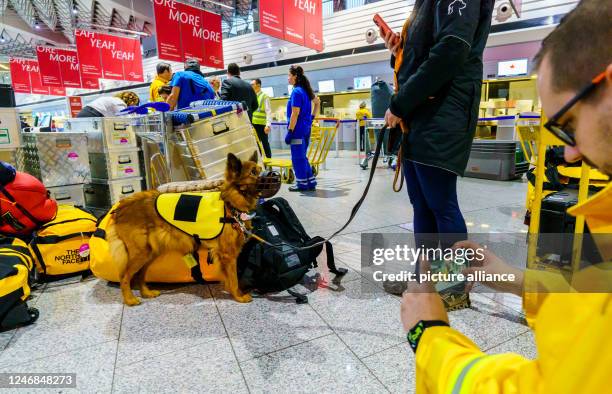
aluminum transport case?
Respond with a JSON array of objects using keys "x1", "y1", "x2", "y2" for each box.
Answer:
[
  {"x1": 84, "y1": 177, "x2": 142, "y2": 210},
  {"x1": 64, "y1": 116, "x2": 140, "y2": 152},
  {"x1": 47, "y1": 184, "x2": 86, "y2": 207},
  {"x1": 89, "y1": 149, "x2": 141, "y2": 180},
  {"x1": 18, "y1": 132, "x2": 91, "y2": 187},
  {"x1": 169, "y1": 101, "x2": 259, "y2": 181},
  {"x1": 465, "y1": 140, "x2": 528, "y2": 181}
]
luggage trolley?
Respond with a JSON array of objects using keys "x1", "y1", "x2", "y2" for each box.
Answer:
[
  {"x1": 308, "y1": 119, "x2": 339, "y2": 176},
  {"x1": 359, "y1": 118, "x2": 396, "y2": 170},
  {"x1": 168, "y1": 100, "x2": 259, "y2": 181}
]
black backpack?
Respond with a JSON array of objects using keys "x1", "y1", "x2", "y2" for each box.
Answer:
[{"x1": 238, "y1": 198, "x2": 347, "y2": 303}]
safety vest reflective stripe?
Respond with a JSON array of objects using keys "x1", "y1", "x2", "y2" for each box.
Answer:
[
  {"x1": 252, "y1": 91, "x2": 268, "y2": 125},
  {"x1": 450, "y1": 356, "x2": 487, "y2": 394}
]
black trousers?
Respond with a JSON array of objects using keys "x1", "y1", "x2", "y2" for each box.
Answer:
[
  {"x1": 253, "y1": 124, "x2": 272, "y2": 158},
  {"x1": 359, "y1": 125, "x2": 366, "y2": 151},
  {"x1": 76, "y1": 106, "x2": 104, "y2": 118}
]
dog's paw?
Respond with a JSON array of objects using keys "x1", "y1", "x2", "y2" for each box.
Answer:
[
  {"x1": 234, "y1": 293, "x2": 253, "y2": 303},
  {"x1": 124, "y1": 297, "x2": 142, "y2": 306},
  {"x1": 141, "y1": 289, "x2": 161, "y2": 298}
]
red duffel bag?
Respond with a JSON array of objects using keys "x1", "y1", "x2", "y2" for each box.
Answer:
[{"x1": 0, "y1": 172, "x2": 58, "y2": 236}]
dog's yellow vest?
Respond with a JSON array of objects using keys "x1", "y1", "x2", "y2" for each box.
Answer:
[{"x1": 155, "y1": 192, "x2": 226, "y2": 240}]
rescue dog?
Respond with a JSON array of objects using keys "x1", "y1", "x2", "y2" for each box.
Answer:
[{"x1": 107, "y1": 151, "x2": 261, "y2": 306}]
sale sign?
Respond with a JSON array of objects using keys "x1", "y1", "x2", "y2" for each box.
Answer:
[
  {"x1": 75, "y1": 30, "x2": 144, "y2": 82},
  {"x1": 259, "y1": 0, "x2": 323, "y2": 51},
  {"x1": 56, "y1": 49, "x2": 82, "y2": 88},
  {"x1": 67, "y1": 96, "x2": 83, "y2": 117},
  {"x1": 153, "y1": 0, "x2": 224, "y2": 69},
  {"x1": 9, "y1": 58, "x2": 32, "y2": 93},
  {"x1": 260, "y1": 0, "x2": 284, "y2": 40}
]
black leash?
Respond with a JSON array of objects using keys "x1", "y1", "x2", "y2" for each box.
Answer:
[{"x1": 239, "y1": 125, "x2": 389, "y2": 252}]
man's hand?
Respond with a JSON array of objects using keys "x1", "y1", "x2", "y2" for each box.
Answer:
[
  {"x1": 453, "y1": 240, "x2": 524, "y2": 296},
  {"x1": 385, "y1": 109, "x2": 402, "y2": 128},
  {"x1": 381, "y1": 28, "x2": 401, "y2": 56},
  {"x1": 264, "y1": 126, "x2": 270, "y2": 134},
  {"x1": 400, "y1": 280, "x2": 449, "y2": 332}
]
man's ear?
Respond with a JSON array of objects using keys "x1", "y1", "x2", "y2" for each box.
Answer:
[
  {"x1": 249, "y1": 150, "x2": 258, "y2": 163},
  {"x1": 226, "y1": 153, "x2": 242, "y2": 176}
]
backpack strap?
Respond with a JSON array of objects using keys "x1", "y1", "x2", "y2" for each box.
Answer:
[{"x1": 262, "y1": 198, "x2": 310, "y2": 242}]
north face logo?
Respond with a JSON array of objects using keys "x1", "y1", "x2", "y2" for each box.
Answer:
[{"x1": 448, "y1": 0, "x2": 467, "y2": 16}]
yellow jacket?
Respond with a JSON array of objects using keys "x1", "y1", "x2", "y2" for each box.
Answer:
[
  {"x1": 149, "y1": 75, "x2": 170, "y2": 102},
  {"x1": 416, "y1": 183, "x2": 612, "y2": 394},
  {"x1": 356, "y1": 108, "x2": 372, "y2": 127}
]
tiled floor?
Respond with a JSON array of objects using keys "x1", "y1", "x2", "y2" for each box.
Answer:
[{"x1": 0, "y1": 154, "x2": 536, "y2": 393}]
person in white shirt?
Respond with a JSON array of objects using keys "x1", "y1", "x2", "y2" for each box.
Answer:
[{"x1": 77, "y1": 91, "x2": 140, "y2": 118}]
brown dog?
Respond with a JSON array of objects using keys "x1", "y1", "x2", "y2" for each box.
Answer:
[{"x1": 107, "y1": 151, "x2": 261, "y2": 306}]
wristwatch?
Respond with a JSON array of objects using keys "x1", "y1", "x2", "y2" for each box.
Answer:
[{"x1": 407, "y1": 320, "x2": 450, "y2": 352}]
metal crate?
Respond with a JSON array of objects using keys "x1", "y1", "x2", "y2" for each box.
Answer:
[
  {"x1": 89, "y1": 148, "x2": 141, "y2": 180},
  {"x1": 18, "y1": 132, "x2": 91, "y2": 187},
  {"x1": 65, "y1": 116, "x2": 147, "y2": 153},
  {"x1": 47, "y1": 184, "x2": 86, "y2": 207},
  {"x1": 84, "y1": 177, "x2": 142, "y2": 209},
  {"x1": 465, "y1": 141, "x2": 522, "y2": 181}
]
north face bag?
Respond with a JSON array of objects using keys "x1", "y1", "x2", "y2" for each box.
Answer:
[
  {"x1": 89, "y1": 204, "x2": 223, "y2": 284},
  {"x1": 0, "y1": 236, "x2": 39, "y2": 330},
  {"x1": 238, "y1": 197, "x2": 347, "y2": 302},
  {"x1": 29, "y1": 205, "x2": 97, "y2": 282}
]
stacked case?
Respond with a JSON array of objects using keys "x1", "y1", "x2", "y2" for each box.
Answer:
[
  {"x1": 64, "y1": 117, "x2": 144, "y2": 213},
  {"x1": 18, "y1": 132, "x2": 91, "y2": 207}
]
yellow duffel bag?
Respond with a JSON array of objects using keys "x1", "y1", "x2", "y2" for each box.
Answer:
[
  {"x1": 29, "y1": 205, "x2": 97, "y2": 281},
  {"x1": 0, "y1": 236, "x2": 39, "y2": 329},
  {"x1": 90, "y1": 204, "x2": 223, "y2": 283}
]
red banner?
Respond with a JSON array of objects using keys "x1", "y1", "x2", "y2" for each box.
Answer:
[
  {"x1": 304, "y1": 0, "x2": 323, "y2": 51},
  {"x1": 76, "y1": 30, "x2": 143, "y2": 82},
  {"x1": 260, "y1": 0, "x2": 284, "y2": 40},
  {"x1": 28, "y1": 60, "x2": 50, "y2": 95},
  {"x1": 57, "y1": 49, "x2": 82, "y2": 88},
  {"x1": 75, "y1": 30, "x2": 103, "y2": 78},
  {"x1": 9, "y1": 58, "x2": 32, "y2": 93},
  {"x1": 259, "y1": 0, "x2": 323, "y2": 51},
  {"x1": 153, "y1": 0, "x2": 183, "y2": 60},
  {"x1": 100, "y1": 34, "x2": 125, "y2": 80},
  {"x1": 67, "y1": 96, "x2": 83, "y2": 117},
  {"x1": 284, "y1": 0, "x2": 305, "y2": 46},
  {"x1": 153, "y1": 0, "x2": 224, "y2": 69},
  {"x1": 201, "y1": 10, "x2": 224, "y2": 69},
  {"x1": 81, "y1": 76, "x2": 100, "y2": 90},
  {"x1": 49, "y1": 86, "x2": 66, "y2": 96},
  {"x1": 36, "y1": 46, "x2": 63, "y2": 87},
  {"x1": 179, "y1": 1, "x2": 205, "y2": 63}
]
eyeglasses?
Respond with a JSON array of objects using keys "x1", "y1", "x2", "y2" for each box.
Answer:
[{"x1": 544, "y1": 72, "x2": 606, "y2": 146}]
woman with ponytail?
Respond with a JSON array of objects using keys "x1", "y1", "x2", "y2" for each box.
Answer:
[{"x1": 286, "y1": 65, "x2": 317, "y2": 192}]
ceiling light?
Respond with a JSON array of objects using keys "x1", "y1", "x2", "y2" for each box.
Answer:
[
  {"x1": 35, "y1": 23, "x2": 41, "y2": 30},
  {"x1": 72, "y1": 8, "x2": 78, "y2": 15}
]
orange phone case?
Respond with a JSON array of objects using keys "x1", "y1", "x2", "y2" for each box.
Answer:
[{"x1": 373, "y1": 14, "x2": 399, "y2": 45}]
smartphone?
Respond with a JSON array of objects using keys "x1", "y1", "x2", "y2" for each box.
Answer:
[{"x1": 373, "y1": 14, "x2": 399, "y2": 45}]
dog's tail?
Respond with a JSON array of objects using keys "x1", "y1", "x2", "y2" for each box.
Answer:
[{"x1": 106, "y1": 222, "x2": 129, "y2": 275}]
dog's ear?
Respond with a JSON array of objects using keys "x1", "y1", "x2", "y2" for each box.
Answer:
[
  {"x1": 248, "y1": 150, "x2": 258, "y2": 164},
  {"x1": 226, "y1": 153, "x2": 242, "y2": 177}
]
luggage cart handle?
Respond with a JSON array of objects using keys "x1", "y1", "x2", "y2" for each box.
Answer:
[
  {"x1": 121, "y1": 186, "x2": 135, "y2": 195},
  {"x1": 212, "y1": 121, "x2": 230, "y2": 135}
]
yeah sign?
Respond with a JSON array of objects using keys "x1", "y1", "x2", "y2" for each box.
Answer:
[
  {"x1": 153, "y1": 0, "x2": 224, "y2": 69},
  {"x1": 260, "y1": 0, "x2": 323, "y2": 51},
  {"x1": 75, "y1": 30, "x2": 144, "y2": 82}
]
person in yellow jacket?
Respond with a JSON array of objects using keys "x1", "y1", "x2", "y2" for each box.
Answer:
[
  {"x1": 356, "y1": 102, "x2": 372, "y2": 151},
  {"x1": 149, "y1": 62, "x2": 172, "y2": 102},
  {"x1": 400, "y1": 1, "x2": 612, "y2": 392}
]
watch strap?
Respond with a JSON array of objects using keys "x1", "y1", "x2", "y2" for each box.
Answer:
[{"x1": 407, "y1": 320, "x2": 449, "y2": 352}]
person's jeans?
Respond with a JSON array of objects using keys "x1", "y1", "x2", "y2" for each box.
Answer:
[
  {"x1": 402, "y1": 159, "x2": 467, "y2": 250},
  {"x1": 253, "y1": 124, "x2": 272, "y2": 158}
]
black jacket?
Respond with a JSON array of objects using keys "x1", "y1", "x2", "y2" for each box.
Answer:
[
  {"x1": 390, "y1": 0, "x2": 494, "y2": 175},
  {"x1": 219, "y1": 76, "x2": 259, "y2": 120}
]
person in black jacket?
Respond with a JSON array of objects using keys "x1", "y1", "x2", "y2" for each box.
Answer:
[
  {"x1": 219, "y1": 63, "x2": 259, "y2": 121},
  {"x1": 381, "y1": 0, "x2": 494, "y2": 248}
]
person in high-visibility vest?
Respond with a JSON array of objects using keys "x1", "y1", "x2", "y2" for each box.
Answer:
[
  {"x1": 399, "y1": 1, "x2": 612, "y2": 392},
  {"x1": 250, "y1": 78, "x2": 273, "y2": 158}
]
